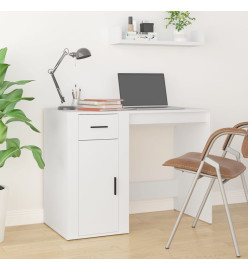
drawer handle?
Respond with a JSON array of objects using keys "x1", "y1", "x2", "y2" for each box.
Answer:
[
  {"x1": 114, "y1": 177, "x2": 117, "y2": 195},
  {"x1": 90, "y1": 126, "x2": 109, "y2": 129}
]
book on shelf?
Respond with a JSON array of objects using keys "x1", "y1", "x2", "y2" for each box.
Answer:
[
  {"x1": 78, "y1": 107, "x2": 122, "y2": 112},
  {"x1": 77, "y1": 98, "x2": 124, "y2": 111},
  {"x1": 83, "y1": 99, "x2": 123, "y2": 102},
  {"x1": 78, "y1": 104, "x2": 123, "y2": 109},
  {"x1": 79, "y1": 99, "x2": 123, "y2": 106}
]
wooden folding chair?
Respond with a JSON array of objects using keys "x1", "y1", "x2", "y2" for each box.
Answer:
[{"x1": 163, "y1": 122, "x2": 248, "y2": 257}]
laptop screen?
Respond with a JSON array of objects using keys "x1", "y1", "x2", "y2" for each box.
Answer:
[{"x1": 118, "y1": 73, "x2": 168, "y2": 107}]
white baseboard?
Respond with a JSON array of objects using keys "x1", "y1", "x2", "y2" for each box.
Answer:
[
  {"x1": 212, "y1": 189, "x2": 246, "y2": 206},
  {"x1": 130, "y1": 189, "x2": 247, "y2": 214},
  {"x1": 130, "y1": 198, "x2": 174, "y2": 214},
  {"x1": 6, "y1": 201, "x2": 175, "y2": 226},
  {"x1": 4, "y1": 190, "x2": 246, "y2": 227},
  {"x1": 6, "y1": 209, "x2": 44, "y2": 227}
]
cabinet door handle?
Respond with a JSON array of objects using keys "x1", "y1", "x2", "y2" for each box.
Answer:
[
  {"x1": 90, "y1": 126, "x2": 108, "y2": 128},
  {"x1": 114, "y1": 177, "x2": 117, "y2": 195}
]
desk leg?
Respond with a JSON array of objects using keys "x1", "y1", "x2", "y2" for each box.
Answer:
[
  {"x1": 174, "y1": 122, "x2": 212, "y2": 223},
  {"x1": 118, "y1": 112, "x2": 130, "y2": 233}
]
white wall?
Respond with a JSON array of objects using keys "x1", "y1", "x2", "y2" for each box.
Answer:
[{"x1": 1, "y1": 11, "x2": 248, "y2": 225}]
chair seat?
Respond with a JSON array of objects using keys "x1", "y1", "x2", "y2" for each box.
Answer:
[{"x1": 163, "y1": 152, "x2": 246, "y2": 179}]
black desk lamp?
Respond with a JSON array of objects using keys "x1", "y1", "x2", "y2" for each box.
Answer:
[{"x1": 48, "y1": 48, "x2": 91, "y2": 110}]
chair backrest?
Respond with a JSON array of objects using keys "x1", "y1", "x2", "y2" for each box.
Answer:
[
  {"x1": 223, "y1": 122, "x2": 248, "y2": 158},
  {"x1": 200, "y1": 128, "x2": 247, "y2": 160},
  {"x1": 242, "y1": 135, "x2": 248, "y2": 158}
]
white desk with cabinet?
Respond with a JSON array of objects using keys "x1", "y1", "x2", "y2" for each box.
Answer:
[{"x1": 43, "y1": 108, "x2": 210, "y2": 240}]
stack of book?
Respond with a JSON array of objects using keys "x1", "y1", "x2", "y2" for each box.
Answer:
[
  {"x1": 77, "y1": 99, "x2": 123, "y2": 111},
  {"x1": 125, "y1": 32, "x2": 158, "y2": 41}
]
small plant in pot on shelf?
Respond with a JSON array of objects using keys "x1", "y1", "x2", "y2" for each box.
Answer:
[
  {"x1": 0, "y1": 47, "x2": 45, "y2": 242},
  {"x1": 165, "y1": 11, "x2": 196, "y2": 42}
]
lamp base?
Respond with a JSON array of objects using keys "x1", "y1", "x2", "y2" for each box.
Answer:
[{"x1": 58, "y1": 105, "x2": 77, "y2": 110}]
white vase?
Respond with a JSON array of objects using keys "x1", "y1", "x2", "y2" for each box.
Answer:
[
  {"x1": 173, "y1": 30, "x2": 187, "y2": 42},
  {"x1": 0, "y1": 185, "x2": 8, "y2": 243}
]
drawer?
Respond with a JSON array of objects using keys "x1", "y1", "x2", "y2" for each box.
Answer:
[{"x1": 78, "y1": 114, "x2": 118, "y2": 140}]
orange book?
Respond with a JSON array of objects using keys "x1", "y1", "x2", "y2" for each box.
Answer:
[
  {"x1": 78, "y1": 108, "x2": 122, "y2": 112},
  {"x1": 83, "y1": 99, "x2": 124, "y2": 102},
  {"x1": 79, "y1": 104, "x2": 122, "y2": 109}
]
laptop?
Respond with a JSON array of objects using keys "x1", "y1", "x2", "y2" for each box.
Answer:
[{"x1": 118, "y1": 73, "x2": 183, "y2": 110}]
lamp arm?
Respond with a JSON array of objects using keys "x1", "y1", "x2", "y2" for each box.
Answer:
[
  {"x1": 52, "y1": 48, "x2": 69, "y2": 73},
  {"x1": 50, "y1": 72, "x2": 65, "y2": 103},
  {"x1": 48, "y1": 48, "x2": 70, "y2": 104}
]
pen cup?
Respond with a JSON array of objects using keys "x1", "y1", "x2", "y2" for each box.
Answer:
[{"x1": 71, "y1": 98, "x2": 78, "y2": 107}]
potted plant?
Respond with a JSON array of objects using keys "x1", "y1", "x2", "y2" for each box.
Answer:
[
  {"x1": 165, "y1": 11, "x2": 196, "y2": 42},
  {"x1": 0, "y1": 47, "x2": 45, "y2": 242}
]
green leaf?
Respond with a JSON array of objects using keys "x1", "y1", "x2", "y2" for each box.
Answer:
[
  {"x1": 23, "y1": 121, "x2": 40, "y2": 132},
  {"x1": 0, "y1": 48, "x2": 7, "y2": 64},
  {"x1": 6, "y1": 138, "x2": 21, "y2": 157},
  {"x1": 10, "y1": 97, "x2": 34, "y2": 103},
  {"x1": 0, "y1": 92, "x2": 34, "y2": 112},
  {"x1": 0, "y1": 64, "x2": 9, "y2": 86},
  {"x1": 0, "y1": 120, "x2": 8, "y2": 144},
  {"x1": 21, "y1": 145, "x2": 45, "y2": 169},
  {"x1": 5, "y1": 109, "x2": 31, "y2": 122},
  {"x1": 0, "y1": 80, "x2": 33, "y2": 95},
  {"x1": 3, "y1": 101, "x2": 17, "y2": 114},
  {"x1": 5, "y1": 118, "x2": 40, "y2": 133},
  {"x1": 0, "y1": 147, "x2": 19, "y2": 168},
  {"x1": 0, "y1": 99, "x2": 12, "y2": 111},
  {"x1": 19, "y1": 97, "x2": 34, "y2": 101},
  {"x1": 1, "y1": 88, "x2": 23, "y2": 100}
]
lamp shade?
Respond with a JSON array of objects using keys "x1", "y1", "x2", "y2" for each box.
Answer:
[{"x1": 75, "y1": 48, "x2": 91, "y2": 59}]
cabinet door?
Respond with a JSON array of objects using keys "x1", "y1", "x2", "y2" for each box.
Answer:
[{"x1": 78, "y1": 139, "x2": 119, "y2": 236}]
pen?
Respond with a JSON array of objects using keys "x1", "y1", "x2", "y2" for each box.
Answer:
[
  {"x1": 72, "y1": 89, "x2": 75, "y2": 99},
  {"x1": 79, "y1": 88, "x2": 81, "y2": 100},
  {"x1": 75, "y1": 84, "x2": 77, "y2": 99}
]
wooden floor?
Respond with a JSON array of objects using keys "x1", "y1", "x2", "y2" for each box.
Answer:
[{"x1": 1, "y1": 203, "x2": 248, "y2": 259}]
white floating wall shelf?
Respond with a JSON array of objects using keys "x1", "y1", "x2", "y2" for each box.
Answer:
[{"x1": 110, "y1": 27, "x2": 205, "y2": 47}]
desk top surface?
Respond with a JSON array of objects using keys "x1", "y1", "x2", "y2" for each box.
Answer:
[{"x1": 45, "y1": 107, "x2": 209, "y2": 115}]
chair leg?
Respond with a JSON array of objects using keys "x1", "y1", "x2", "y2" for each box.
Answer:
[
  {"x1": 192, "y1": 178, "x2": 215, "y2": 228},
  {"x1": 240, "y1": 173, "x2": 248, "y2": 202},
  {"x1": 217, "y1": 169, "x2": 240, "y2": 257},
  {"x1": 165, "y1": 161, "x2": 204, "y2": 249}
]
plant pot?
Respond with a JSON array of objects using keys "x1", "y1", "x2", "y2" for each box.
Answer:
[
  {"x1": 173, "y1": 30, "x2": 187, "y2": 42},
  {"x1": 0, "y1": 185, "x2": 8, "y2": 243}
]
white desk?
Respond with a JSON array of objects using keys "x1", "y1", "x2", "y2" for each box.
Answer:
[{"x1": 43, "y1": 108, "x2": 211, "y2": 240}]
